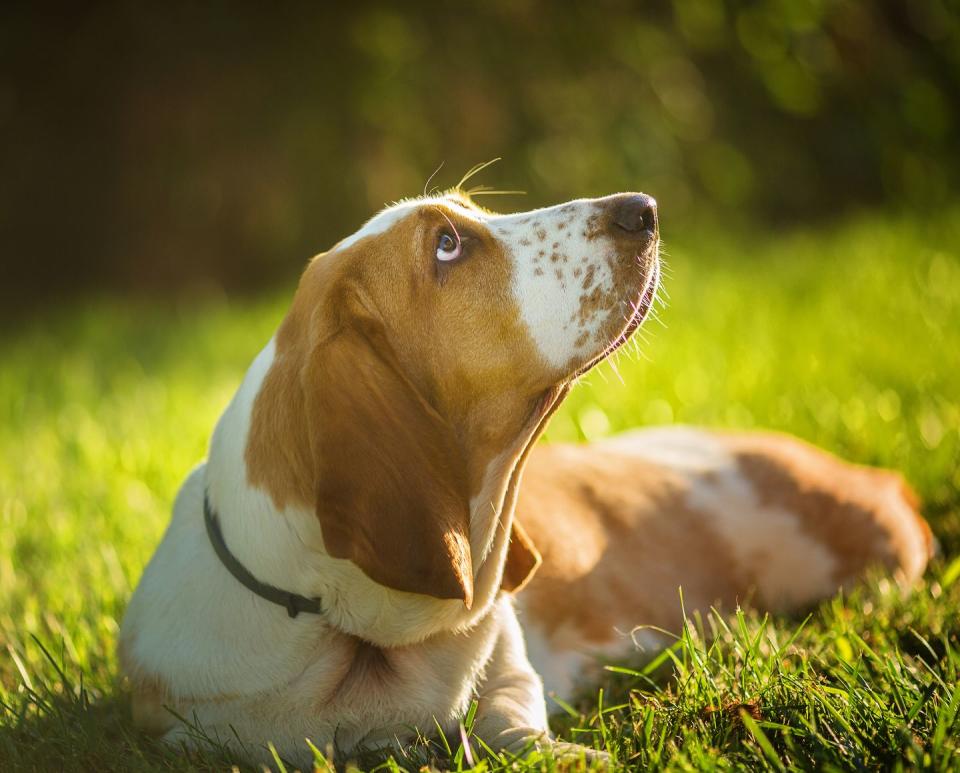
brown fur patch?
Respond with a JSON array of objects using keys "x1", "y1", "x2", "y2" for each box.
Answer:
[
  {"x1": 501, "y1": 519, "x2": 542, "y2": 594},
  {"x1": 582, "y1": 264, "x2": 596, "y2": 290},
  {"x1": 584, "y1": 213, "x2": 603, "y2": 241},
  {"x1": 720, "y1": 432, "x2": 933, "y2": 585},
  {"x1": 129, "y1": 681, "x2": 178, "y2": 737},
  {"x1": 517, "y1": 431, "x2": 931, "y2": 650},
  {"x1": 331, "y1": 638, "x2": 396, "y2": 698},
  {"x1": 518, "y1": 429, "x2": 932, "y2": 650},
  {"x1": 311, "y1": 322, "x2": 475, "y2": 603},
  {"x1": 517, "y1": 444, "x2": 747, "y2": 641},
  {"x1": 118, "y1": 638, "x2": 179, "y2": 735},
  {"x1": 245, "y1": 200, "x2": 563, "y2": 602},
  {"x1": 577, "y1": 285, "x2": 607, "y2": 326}
]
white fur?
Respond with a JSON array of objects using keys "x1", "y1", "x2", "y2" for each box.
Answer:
[
  {"x1": 335, "y1": 196, "x2": 485, "y2": 250},
  {"x1": 495, "y1": 200, "x2": 619, "y2": 370},
  {"x1": 120, "y1": 194, "x2": 922, "y2": 765},
  {"x1": 519, "y1": 622, "x2": 596, "y2": 700},
  {"x1": 120, "y1": 336, "x2": 552, "y2": 766},
  {"x1": 602, "y1": 427, "x2": 839, "y2": 608},
  {"x1": 336, "y1": 196, "x2": 630, "y2": 373},
  {"x1": 335, "y1": 200, "x2": 420, "y2": 250},
  {"x1": 520, "y1": 618, "x2": 668, "y2": 703},
  {"x1": 119, "y1": 195, "x2": 642, "y2": 767}
]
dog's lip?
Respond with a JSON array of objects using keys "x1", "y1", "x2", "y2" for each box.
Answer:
[
  {"x1": 618, "y1": 256, "x2": 660, "y2": 344},
  {"x1": 571, "y1": 255, "x2": 660, "y2": 379},
  {"x1": 531, "y1": 382, "x2": 572, "y2": 425}
]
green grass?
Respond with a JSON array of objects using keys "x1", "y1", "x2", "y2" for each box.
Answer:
[{"x1": 1, "y1": 207, "x2": 958, "y2": 771}]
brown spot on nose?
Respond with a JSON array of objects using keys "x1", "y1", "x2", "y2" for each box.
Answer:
[
  {"x1": 582, "y1": 264, "x2": 596, "y2": 290},
  {"x1": 577, "y1": 285, "x2": 606, "y2": 325},
  {"x1": 584, "y1": 214, "x2": 603, "y2": 241}
]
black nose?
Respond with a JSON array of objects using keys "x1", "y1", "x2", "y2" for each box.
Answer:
[{"x1": 612, "y1": 194, "x2": 658, "y2": 235}]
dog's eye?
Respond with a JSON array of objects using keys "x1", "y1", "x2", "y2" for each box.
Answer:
[{"x1": 436, "y1": 233, "x2": 462, "y2": 262}]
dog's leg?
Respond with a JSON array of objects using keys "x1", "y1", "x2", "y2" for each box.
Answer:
[{"x1": 471, "y1": 599, "x2": 608, "y2": 766}]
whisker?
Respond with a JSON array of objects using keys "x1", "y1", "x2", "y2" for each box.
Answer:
[
  {"x1": 457, "y1": 158, "x2": 502, "y2": 190},
  {"x1": 423, "y1": 161, "x2": 445, "y2": 198},
  {"x1": 606, "y1": 353, "x2": 624, "y2": 385},
  {"x1": 433, "y1": 207, "x2": 462, "y2": 248},
  {"x1": 466, "y1": 188, "x2": 527, "y2": 198}
]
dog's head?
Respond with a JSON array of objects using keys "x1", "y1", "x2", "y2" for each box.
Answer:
[{"x1": 246, "y1": 192, "x2": 659, "y2": 627}]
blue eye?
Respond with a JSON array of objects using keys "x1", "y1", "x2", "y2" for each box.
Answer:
[{"x1": 436, "y1": 233, "x2": 462, "y2": 262}]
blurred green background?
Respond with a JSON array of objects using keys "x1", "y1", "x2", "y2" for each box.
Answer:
[
  {"x1": 2, "y1": 0, "x2": 958, "y2": 306},
  {"x1": 2, "y1": 3, "x2": 960, "y2": 768}
]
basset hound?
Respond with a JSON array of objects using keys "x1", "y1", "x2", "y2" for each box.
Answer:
[{"x1": 119, "y1": 192, "x2": 931, "y2": 767}]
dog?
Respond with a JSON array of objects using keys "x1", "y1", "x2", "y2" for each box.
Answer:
[{"x1": 119, "y1": 191, "x2": 931, "y2": 767}]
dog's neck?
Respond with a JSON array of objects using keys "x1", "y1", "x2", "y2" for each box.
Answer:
[{"x1": 203, "y1": 339, "x2": 518, "y2": 647}]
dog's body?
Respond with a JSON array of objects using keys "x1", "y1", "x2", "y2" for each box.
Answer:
[
  {"x1": 516, "y1": 427, "x2": 930, "y2": 698},
  {"x1": 120, "y1": 193, "x2": 931, "y2": 767}
]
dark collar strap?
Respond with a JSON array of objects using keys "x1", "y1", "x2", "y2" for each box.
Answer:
[{"x1": 203, "y1": 493, "x2": 323, "y2": 618}]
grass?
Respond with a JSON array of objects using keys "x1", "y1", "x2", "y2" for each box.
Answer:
[{"x1": 1, "y1": 206, "x2": 958, "y2": 771}]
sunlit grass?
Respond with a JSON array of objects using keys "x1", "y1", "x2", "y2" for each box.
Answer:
[{"x1": 1, "y1": 207, "x2": 958, "y2": 770}]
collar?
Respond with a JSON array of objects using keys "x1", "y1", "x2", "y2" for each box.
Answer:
[{"x1": 203, "y1": 492, "x2": 324, "y2": 619}]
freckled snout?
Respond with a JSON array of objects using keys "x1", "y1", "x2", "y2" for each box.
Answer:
[{"x1": 501, "y1": 191, "x2": 660, "y2": 376}]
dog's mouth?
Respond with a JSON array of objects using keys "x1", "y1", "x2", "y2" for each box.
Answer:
[
  {"x1": 531, "y1": 253, "x2": 660, "y2": 419},
  {"x1": 572, "y1": 255, "x2": 661, "y2": 379},
  {"x1": 615, "y1": 256, "x2": 660, "y2": 349}
]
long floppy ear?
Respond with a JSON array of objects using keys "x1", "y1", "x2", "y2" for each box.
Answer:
[
  {"x1": 497, "y1": 384, "x2": 569, "y2": 595},
  {"x1": 501, "y1": 519, "x2": 541, "y2": 594},
  {"x1": 306, "y1": 321, "x2": 474, "y2": 606}
]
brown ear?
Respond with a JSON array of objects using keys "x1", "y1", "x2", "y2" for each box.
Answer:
[
  {"x1": 501, "y1": 519, "x2": 541, "y2": 594},
  {"x1": 306, "y1": 322, "x2": 474, "y2": 606},
  {"x1": 496, "y1": 385, "x2": 569, "y2": 595}
]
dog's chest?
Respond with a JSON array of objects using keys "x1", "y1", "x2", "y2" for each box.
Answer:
[{"x1": 293, "y1": 616, "x2": 501, "y2": 736}]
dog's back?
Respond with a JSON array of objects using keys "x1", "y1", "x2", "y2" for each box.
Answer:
[{"x1": 514, "y1": 426, "x2": 932, "y2": 697}]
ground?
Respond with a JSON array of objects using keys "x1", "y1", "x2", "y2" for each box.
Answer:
[{"x1": 1, "y1": 207, "x2": 958, "y2": 771}]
